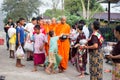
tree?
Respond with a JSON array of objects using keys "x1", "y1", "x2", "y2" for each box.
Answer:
[
  {"x1": 2, "y1": 0, "x2": 43, "y2": 22},
  {"x1": 64, "y1": 0, "x2": 104, "y2": 20},
  {"x1": 44, "y1": 9, "x2": 65, "y2": 18}
]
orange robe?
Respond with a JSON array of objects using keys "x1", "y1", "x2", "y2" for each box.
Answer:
[
  {"x1": 55, "y1": 23, "x2": 70, "y2": 70},
  {"x1": 43, "y1": 24, "x2": 49, "y2": 34},
  {"x1": 45, "y1": 24, "x2": 57, "y2": 55}
]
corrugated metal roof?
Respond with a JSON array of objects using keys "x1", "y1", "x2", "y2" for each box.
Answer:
[
  {"x1": 113, "y1": 1, "x2": 120, "y2": 7},
  {"x1": 93, "y1": 13, "x2": 120, "y2": 20},
  {"x1": 97, "y1": 0, "x2": 119, "y2": 3}
]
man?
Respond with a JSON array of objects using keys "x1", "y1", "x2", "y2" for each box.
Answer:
[
  {"x1": 55, "y1": 16, "x2": 70, "y2": 72},
  {"x1": 16, "y1": 18, "x2": 25, "y2": 67},
  {"x1": 49, "y1": 17, "x2": 57, "y2": 32},
  {"x1": 45, "y1": 18, "x2": 57, "y2": 56},
  {"x1": 24, "y1": 17, "x2": 37, "y2": 61},
  {"x1": 4, "y1": 18, "x2": 15, "y2": 50}
]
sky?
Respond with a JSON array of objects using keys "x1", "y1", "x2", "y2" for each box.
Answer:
[{"x1": 0, "y1": 0, "x2": 120, "y2": 13}]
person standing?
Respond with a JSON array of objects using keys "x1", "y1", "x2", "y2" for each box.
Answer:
[
  {"x1": 32, "y1": 25, "x2": 48, "y2": 72},
  {"x1": 107, "y1": 25, "x2": 120, "y2": 80},
  {"x1": 8, "y1": 27, "x2": 16, "y2": 58},
  {"x1": 16, "y1": 18, "x2": 25, "y2": 67},
  {"x1": 4, "y1": 18, "x2": 15, "y2": 50},
  {"x1": 24, "y1": 17, "x2": 37, "y2": 61},
  {"x1": 37, "y1": 16, "x2": 46, "y2": 35},
  {"x1": 55, "y1": 16, "x2": 70, "y2": 73},
  {"x1": 79, "y1": 20, "x2": 89, "y2": 39},
  {"x1": 74, "y1": 24, "x2": 87, "y2": 78},
  {"x1": 84, "y1": 21, "x2": 104, "y2": 80}
]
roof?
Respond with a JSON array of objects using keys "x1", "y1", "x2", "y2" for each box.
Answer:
[
  {"x1": 93, "y1": 13, "x2": 120, "y2": 20},
  {"x1": 97, "y1": 0, "x2": 119, "y2": 3},
  {"x1": 113, "y1": 1, "x2": 120, "y2": 7}
]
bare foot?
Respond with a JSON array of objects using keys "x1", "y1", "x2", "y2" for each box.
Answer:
[
  {"x1": 21, "y1": 64, "x2": 25, "y2": 67},
  {"x1": 39, "y1": 64, "x2": 44, "y2": 67},
  {"x1": 45, "y1": 68, "x2": 51, "y2": 74},
  {"x1": 104, "y1": 69, "x2": 111, "y2": 73},
  {"x1": 77, "y1": 74, "x2": 85, "y2": 78},
  {"x1": 32, "y1": 69, "x2": 38, "y2": 72},
  {"x1": 16, "y1": 64, "x2": 23, "y2": 68},
  {"x1": 52, "y1": 71, "x2": 56, "y2": 74}
]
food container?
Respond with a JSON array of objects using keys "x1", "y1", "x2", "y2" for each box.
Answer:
[
  {"x1": 79, "y1": 39, "x2": 87, "y2": 46},
  {"x1": 102, "y1": 46, "x2": 113, "y2": 55}
]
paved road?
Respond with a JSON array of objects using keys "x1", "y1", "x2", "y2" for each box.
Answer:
[{"x1": 0, "y1": 31, "x2": 112, "y2": 80}]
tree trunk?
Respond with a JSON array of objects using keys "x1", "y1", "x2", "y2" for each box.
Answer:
[
  {"x1": 80, "y1": 0, "x2": 87, "y2": 19},
  {"x1": 87, "y1": 0, "x2": 90, "y2": 20}
]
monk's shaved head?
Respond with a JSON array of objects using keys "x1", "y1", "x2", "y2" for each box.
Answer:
[
  {"x1": 51, "y1": 17, "x2": 56, "y2": 24},
  {"x1": 61, "y1": 16, "x2": 66, "y2": 20},
  {"x1": 52, "y1": 17, "x2": 56, "y2": 21},
  {"x1": 61, "y1": 16, "x2": 66, "y2": 24}
]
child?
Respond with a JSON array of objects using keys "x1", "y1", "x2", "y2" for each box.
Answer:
[
  {"x1": 8, "y1": 27, "x2": 16, "y2": 58},
  {"x1": 45, "y1": 31, "x2": 61, "y2": 74},
  {"x1": 16, "y1": 18, "x2": 25, "y2": 67},
  {"x1": 32, "y1": 25, "x2": 47, "y2": 72}
]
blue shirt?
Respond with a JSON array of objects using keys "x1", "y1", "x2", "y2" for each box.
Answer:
[{"x1": 16, "y1": 26, "x2": 24, "y2": 44}]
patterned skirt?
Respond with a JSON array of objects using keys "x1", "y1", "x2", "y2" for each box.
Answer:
[
  {"x1": 112, "y1": 63, "x2": 120, "y2": 80},
  {"x1": 75, "y1": 50, "x2": 87, "y2": 72},
  {"x1": 89, "y1": 50, "x2": 103, "y2": 80}
]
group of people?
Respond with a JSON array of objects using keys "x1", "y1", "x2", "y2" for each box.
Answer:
[{"x1": 4, "y1": 16, "x2": 120, "y2": 80}]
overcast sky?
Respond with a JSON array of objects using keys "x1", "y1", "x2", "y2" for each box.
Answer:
[{"x1": 0, "y1": 0, "x2": 120, "y2": 13}]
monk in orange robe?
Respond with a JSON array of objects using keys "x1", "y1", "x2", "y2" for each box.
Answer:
[
  {"x1": 49, "y1": 18, "x2": 57, "y2": 32},
  {"x1": 46, "y1": 18, "x2": 58, "y2": 56},
  {"x1": 43, "y1": 20, "x2": 49, "y2": 34},
  {"x1": 55, "y1": 16, "x2": 70, "y2": 72}
]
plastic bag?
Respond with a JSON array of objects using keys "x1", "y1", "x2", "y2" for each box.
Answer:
[
  {"x1": 24, "y1": 42, "x2": 34, "y2": 52},
  {"x1": 15, "y1": 46, "x2": 25, "y2": 59}
]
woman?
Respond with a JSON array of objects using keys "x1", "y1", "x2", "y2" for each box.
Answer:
[
  {"x1": 107, "y1": 25, "x2": 120, "y2": 80},
  {"x1": 84, "y1": 21, "x2": 104, "y2": 80},
  {"x1": 74, "y1": 24, "x2": 87, "y2": 78}
]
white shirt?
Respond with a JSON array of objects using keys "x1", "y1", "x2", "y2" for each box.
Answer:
[
  {"x1": 24, "y1": 23, "x2": 34, "y2": 33},
  {"x1": 82, "y1": 25, "x2": 89, "y2": 39},
  {"x1": 24, "y1": 23, "x2": 35, "y2": 38}
]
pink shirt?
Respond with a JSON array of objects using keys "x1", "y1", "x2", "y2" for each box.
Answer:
[{"x1": 34, "y1": 33, "x2": 47, "y2": 54}]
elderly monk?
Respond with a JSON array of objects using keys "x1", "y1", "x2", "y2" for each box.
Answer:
[{"x1": 55, "y1": 16, "x2": 71, "y2": 72}]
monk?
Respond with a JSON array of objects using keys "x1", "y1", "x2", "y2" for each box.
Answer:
[
  {"x1": 45, "y1": 18, "x2": 58, "y2": 56},
  {"x1": 55, "y1": 16, "x2": 71, "y2": 72},
  {"x1": 49, "y1": 18, "x2": 57, "y2": 32},
  {"x1": 43, "y1": 19, "x2": 49, "y2": 34}
]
